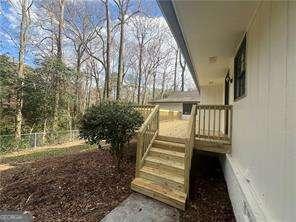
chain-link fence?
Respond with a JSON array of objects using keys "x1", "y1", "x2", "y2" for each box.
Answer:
[{"x1": 0, "y1": 130, "x2": 80, "y2": 152}]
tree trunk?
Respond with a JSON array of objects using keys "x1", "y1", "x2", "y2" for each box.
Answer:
[
  {"x1": 152, "y1": 72, "x2": 156, "y2": 100},
  {"x1": 173, "y1": 48, "x2": 178, "y2": 92},
  {"x1": 52, "y1": 89, "x2": 60, "y2": 131},
  {"x1": 161, "y1": 68, "x2": 167, "y2": 98},
  {"x1": 132, "y1": 73, "x2": 138, "y2": 103},
  {"x1": 67, "y1": 102, "x2": 72, "y2": 132},
  {"x1": 52, "y1": 0, "x2": 65, "y2": 132},
  {"x1": 116, "y1": 17, "x2": 125, "y2": 100},
  {"x1": 42, "y1": 118, "x2": 48, "y2": 144},
  {"x1": 179, "y1": 52, "x2": 186, "y2": 92},
  {"x1": 57, "y1": 0, "x2": 64, "y2": 60},
  {"x1": 86, "y1": 75, "x2": 92, "y2": 109},
  {"x1": 74, "y1": 54, "x2": 82, "y2": 118},
  {"x1": 104, "y1": 0, "x2": 111, "y2": 99},
  {"x1": 142, "y1": 73, "x2": 149, "y2": 105},
  {"x1": 94, "y1": 72, "x2": 101, "y2": 102},
  {"x1": 15, "y1": 0, "x2": 29, "y2": 140},
  {"x1": 137, "y1": 40, "x2": 144, "y2": 104}
]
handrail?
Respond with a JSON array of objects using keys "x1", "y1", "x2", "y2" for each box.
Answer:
[
  {"x1": 196, "y1": 105, "x2": 232, "y2": 143},
  {"x1": 133, "y1": 105, "x2": 155, "y2": 108},
  {"x1": 135, "y1": 105, "x2": 160, "y2": 177},
  {"x1": 184, "y1": 105, "x2": 197, "y2": 194}
]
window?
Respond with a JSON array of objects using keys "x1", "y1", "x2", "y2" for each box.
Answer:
[
  {"x1": 234, "y1": 35, "x2": 247, "y2": 100},
  {"x1": 183, "y1": 103, "x2": 193, "y2": 115}
]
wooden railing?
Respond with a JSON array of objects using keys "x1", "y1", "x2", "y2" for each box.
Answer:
[
  {"x1": 134, "y1": 105, "x2": 155, "y2": 120},
  {"x1": 135, "y1": 105, "x2": 160, "y2": 177},
  {"x1": 184, "y1": 105, "x2": 197, "y2": 194},
  {"x1": 196, "y1": 105, "x2": 232, "y2": 143}
]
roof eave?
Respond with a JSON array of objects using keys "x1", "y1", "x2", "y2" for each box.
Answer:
[{"x1": 157, "y1": 0, "x2": 200, "y2": 92}]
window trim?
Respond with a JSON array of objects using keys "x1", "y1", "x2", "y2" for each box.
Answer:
[{"x1": 234, "y1": 34, "x2": 247, "y2": 102}]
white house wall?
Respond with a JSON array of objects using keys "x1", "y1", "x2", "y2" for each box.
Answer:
[
  {"x1": 199, "y1": 84, "x2": 225, "y2": 133},
  {"x1": 200, "y1": 84, "x2": 224, "y2": 105},
  {"x1": 225, "y1": 1, "x2": 296, "y2": 221}
]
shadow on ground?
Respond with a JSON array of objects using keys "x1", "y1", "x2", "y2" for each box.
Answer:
[{"x1": 180, "y1": 151, "x2": 235, "y2": 221}]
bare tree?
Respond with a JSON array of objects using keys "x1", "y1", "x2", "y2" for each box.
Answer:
[
  {"x1": 9, "y1": 0, "x2": 33, "y2": 140},
  {"x1": 57, "y1": 0, "x2": 65, "y2": 59},
  {"x1": 131, "y1": 15, "x2": 158, "y2": 104},
  {"x1": 173, "y1": 48, "x2": 178, "y2": 92},
  {"x1": 64, "y1": 0, "x2": 97, "y2": 116},
  {"x1": 113, "y1": 0, "x2": 139, "y2": 100},
  {"x1": 102, "y1": 0, "x2": 111, "y2": 99},
  {"x1": 52, "y1": 0, "x2": 66, "y2": 131},
  {"x1": 147, "y1": 38, "x2": 168, "y2": 102},
  {"x1": 179, "y1": 52, "x2": 187, "y2": 92},
  {"x1": 160, "y1": 61, "x2": 170, "y2": 99}
]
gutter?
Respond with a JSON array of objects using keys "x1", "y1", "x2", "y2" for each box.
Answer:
[{"x1": 157, "y1": 0, "x2": 200, "y2": 92}]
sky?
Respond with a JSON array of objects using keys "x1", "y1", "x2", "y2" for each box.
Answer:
[
  {"x1": 0, "y1": 0, "x2": 163, "y2": 66},
  {"x1": 0, "y1": 0, "x2": 195, "y2": 90}
]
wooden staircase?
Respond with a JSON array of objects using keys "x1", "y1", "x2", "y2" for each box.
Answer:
[
  {"x1": 132, "y1": 105, "x2": 196, "y2": 211},
  {"x1": 131, "y1": 136, "x2": 187, "y2": 210}
]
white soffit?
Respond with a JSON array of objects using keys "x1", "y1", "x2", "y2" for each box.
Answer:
[{"x1": 172, "y1": 1, "x2": 258, "y2": 85}]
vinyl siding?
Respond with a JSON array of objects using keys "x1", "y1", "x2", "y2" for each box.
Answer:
[{"x1": 228, "y1": 2, "x2": 296, "y2": 221}]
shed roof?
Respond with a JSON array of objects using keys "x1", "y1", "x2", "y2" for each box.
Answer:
[{"x1": 150, "y1": 91, "x2": 200, "y2": 103}]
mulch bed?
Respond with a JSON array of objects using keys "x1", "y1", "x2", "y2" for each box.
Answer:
[
  {"x1": 0, "y1": 142, "x2": 137, "y2": 222},
  {"x1": 0, "y1": 141, "x2": 234, "y2": 222},
  {"x1": 180, "y1": 152, "x2": 235, "y2": 222}
]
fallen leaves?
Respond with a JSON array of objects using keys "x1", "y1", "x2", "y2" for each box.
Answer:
[{"x1": 0, "y1": 145, "x2": 136, "y2": 222}]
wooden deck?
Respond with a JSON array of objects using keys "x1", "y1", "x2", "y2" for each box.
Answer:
[
  {"x1": 132, "y1": 105, "x2": 232, "y2": 210},
  {"x1": 159, "y1": 120, "x2": 189, "y2": 139},
  {"x1": 159, "y1": 120, "x2": 231, "y2": 154}
]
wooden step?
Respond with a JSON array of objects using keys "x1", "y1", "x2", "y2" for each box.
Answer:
[
  {"x1": 157, "y1": 135, "x2": 186, "y2": 144},
  {"x1": 149, "y1": 147, "x2": 185, "y2": 162},
  {"x1": 145, "y1": 156, "x2": 184, "y2": 175},
  {"x1": 139, "y1": 165, "x2": 184, "y2": 191},
  {"x1": 131, "y1": 178, "x2": 186, "y2": 210},
  {"x1": 153, "y1": 140, "x2": 185, "y2": 152}
]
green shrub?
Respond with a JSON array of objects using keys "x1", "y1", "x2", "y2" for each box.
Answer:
[{"x1": 79, "y1": 101, "x2": 144, "y2": 169}]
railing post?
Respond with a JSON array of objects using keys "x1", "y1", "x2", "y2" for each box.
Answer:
[
  {"x1": 157, "y1": 106, "x2": 160, "y2": 136},
  {"x1": 136, "y1": 133, "x2": 143, "y2": 177}
]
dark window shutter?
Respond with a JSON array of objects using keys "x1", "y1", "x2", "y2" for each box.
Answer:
[{"x1": 234, "y1": 35, "x2": 247, "y2": 100}]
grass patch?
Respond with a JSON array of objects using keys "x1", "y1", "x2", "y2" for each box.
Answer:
[{"x1": 0, "y1": 144, "x2": 96, "y2": 164}]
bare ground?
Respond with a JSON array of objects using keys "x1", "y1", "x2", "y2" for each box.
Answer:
[
  {"x1": 0, "y1": 141, "x2": 234, "y2": 222},
  {"x1": 0, "y1": 142, "x2": 136, "y2": 222}
]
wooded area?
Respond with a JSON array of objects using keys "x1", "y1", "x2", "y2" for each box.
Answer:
[{"x1": 0, "y1": 0, "x2": 194, "y2": 143}]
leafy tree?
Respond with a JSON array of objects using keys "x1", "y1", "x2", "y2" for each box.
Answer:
[
  {"x1": 0, "y1": 55, "x2": 17, "y2": 135},
  {"x1": 22, "y1": 70, "x2": 55, "y2": 132},
  {"x1": 79, "y1": 101, "x2": 143, "y2": 170},
  {"x1": 38, "y1": 57, "x2": 74, "y2": 131}
]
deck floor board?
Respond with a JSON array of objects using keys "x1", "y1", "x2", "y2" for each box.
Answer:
[{"x1": 159, "y1": 120, "x2": 188, "y2": 138}]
